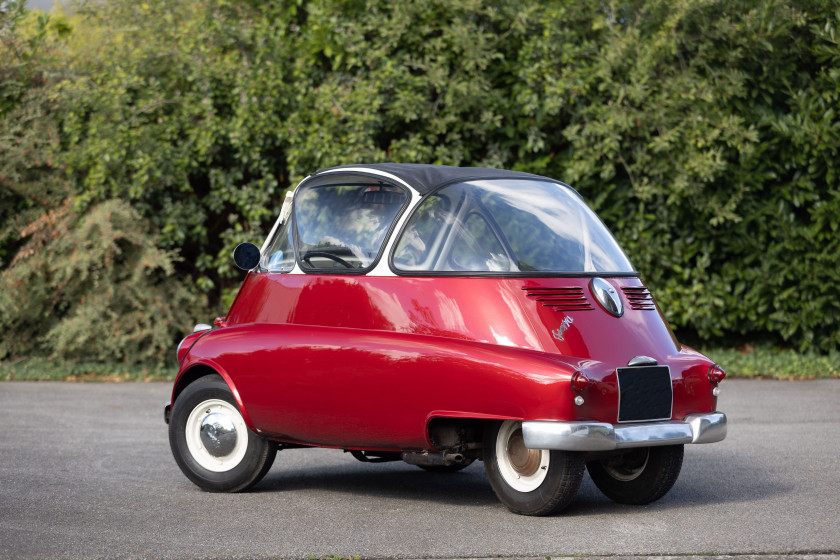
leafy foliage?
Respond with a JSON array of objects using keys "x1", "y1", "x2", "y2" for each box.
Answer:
[
  {"x1": 0, "y1": 0, "x2": 838, "y2": 365},
  {"x1": 520, "y1": 0, "x2": 840, "y2": 350},
  {"x1": 1, "y1": 0, "x2": 71, "y2": 266},
  {"x1": 0, "y1": 198, "x2": 202, "y2": 362},
  {"x1": 58, "y1": 0, "x2": 293, "y2": 302},
  {"x1": 1, "y1": 2, "x2": 201, "y2": 364}
]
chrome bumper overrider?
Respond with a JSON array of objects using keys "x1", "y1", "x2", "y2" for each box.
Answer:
[{"x1": 522, "y1": 412, "x2": 726, "y2": 452}]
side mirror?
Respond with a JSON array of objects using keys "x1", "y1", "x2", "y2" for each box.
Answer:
[{"x1": 233, "y1": 242, "x2": 261, "y2": 271}]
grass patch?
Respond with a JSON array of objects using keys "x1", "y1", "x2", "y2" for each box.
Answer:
[
  {"x1": 0, "y1": 357, "x2": 176, "y2": 382},
  {"x1": 702, "y1": 345, "x2": 840, "y2": 380},
  {"x1": 2, "y1": 346, "x2": 838, "y2": 382}
]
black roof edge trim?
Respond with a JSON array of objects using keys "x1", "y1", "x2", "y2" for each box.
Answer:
[{"x1": 311, "y1": 163, "x2": 567, "y2": 195}]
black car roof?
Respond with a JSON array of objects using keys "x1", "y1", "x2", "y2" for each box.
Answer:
[{"x1": 312, "y1": 163, "x2": 558, "y2": 195}]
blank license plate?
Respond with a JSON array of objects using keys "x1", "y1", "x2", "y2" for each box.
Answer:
[{"x1": 616, "y1": 365, "x2": 673, "y2": 422}]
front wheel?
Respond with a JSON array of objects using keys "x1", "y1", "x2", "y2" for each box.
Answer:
[
  {"x1": 169, "y1": 375, "x2": 276, "y2": 492},
  {"x1": 483, "y1": 420, "x2": 584, "y2": 516},
  {"x1": 586, "y1": 445, "x2": 684, "y2": 505}
]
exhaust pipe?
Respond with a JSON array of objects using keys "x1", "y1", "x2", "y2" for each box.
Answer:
[{"x1": 402, "y1": 450, "x2": 466, "y2": 467}]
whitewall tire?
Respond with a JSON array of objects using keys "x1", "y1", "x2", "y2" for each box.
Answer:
[
  {"x1": 169, "y1": 375, "x2": 276, "y2": 492},
  {"x1": 483, "y1": 420, "x2": 584, "y2": 515}
]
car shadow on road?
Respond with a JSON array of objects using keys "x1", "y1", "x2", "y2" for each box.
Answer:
[
  {"x1": 246, "y1": 449, "x2": 791, "y2": 515},
  {"x1": 253, "y1": 460, "x2": 500, "y2": 507},
  {"x1": 563, "y1": 449, "x2": 794, "y2": 516}
]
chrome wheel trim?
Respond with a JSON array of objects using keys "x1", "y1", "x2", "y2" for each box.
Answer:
[
  {"x1": 602, "y1": 448, "x2": 650, "y2": 481},
  {"x1": 185, "y1": 399, "x2": 248, "y2": 472},
  {"x1": 495, "y1": 420, "x2": 549, "y2": 493}
]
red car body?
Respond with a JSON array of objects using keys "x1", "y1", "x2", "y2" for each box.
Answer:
[
  {"x1": 166, "y1": 164, "x2": 726, "y2": 515},
  {"x1": 180, "y1": 274, "x2": 716, "y2": 448}
]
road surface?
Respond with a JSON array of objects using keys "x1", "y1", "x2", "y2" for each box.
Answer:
[{"x1": 0, "y1": 379, "x2": 838, "y2": 559}]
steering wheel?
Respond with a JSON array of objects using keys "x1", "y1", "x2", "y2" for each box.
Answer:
[{"x1": 302, "y1": 251, "x2": 355, "y2": 269}]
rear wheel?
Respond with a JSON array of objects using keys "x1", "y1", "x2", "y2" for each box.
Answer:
[
  {"x1": 586, "y1": 445, "x2": 683, "y2": 505},
  {"x1": 483, "y1": 420, "x2": 584, "y2": 516},
  {"x1": 169, "y1": 375, "x2": 276, "y2": 492}
]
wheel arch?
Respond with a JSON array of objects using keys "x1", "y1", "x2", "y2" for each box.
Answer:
[
  {"x1": 172, "y1": 362, "x2": 258, "y2": 433},
  {"x1": 425, "y1": 412, "x2": 515, "y2": 453}
]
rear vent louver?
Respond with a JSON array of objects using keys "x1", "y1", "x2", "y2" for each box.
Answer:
[
  {"x1": 621, "y1": 286, "x2": 656, "y2": 310},
  {"x1": 523, "y1": 287, "x2": 593, "y2": 311}
]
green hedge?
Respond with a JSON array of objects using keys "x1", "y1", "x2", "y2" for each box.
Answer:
[
  {"x1": 703, "y1": 346, "x2": 840, "y2": 379},
  {"x1": 1, "y1": 0, "x2": 838, "y2": 363}
]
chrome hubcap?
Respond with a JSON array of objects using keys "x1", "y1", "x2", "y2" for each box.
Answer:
[
  {"x1": 506, "y1": 429, "x2": 541, "y2": 477},
  {"x1": 185, "y1": 399, "x2": 249, "y2": 472},
  {"x1": 199, "y1": 412, "x2": 238, "y2": 457}
]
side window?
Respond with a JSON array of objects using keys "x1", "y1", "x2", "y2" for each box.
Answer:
[
  {"x1": 261, "y1": 218, "x2": 295, "y2": 273},
  {"x1": 259, "y1": 191, "x2": 296, "y2": 274},
  {"x1": 480, "y1": 192, "x2": 584, "y2": 272},
  {"x1": 295, "y1": 183, "x2": 407, "y2": 271},
  {"x1": 393, "y1": 187, "x2": 514, "y2": 273},
  {"x1": 392, "y1": 195, "x2": 450, "y2": 270},
  {"x1": 393, "y1": 179, "x2": 633, "y2": 274},
  {"x1": 446, "y1": 213, "x2": 512, "y2": 272}
]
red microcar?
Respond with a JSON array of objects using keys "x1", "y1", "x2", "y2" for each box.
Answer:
[{"x1": 165, "y1": 163, "x2": 726, "y2": 515}]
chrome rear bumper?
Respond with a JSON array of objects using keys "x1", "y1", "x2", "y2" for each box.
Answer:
[{"x1": 522, "y1": 412, "x2": 726, "y2": 452}]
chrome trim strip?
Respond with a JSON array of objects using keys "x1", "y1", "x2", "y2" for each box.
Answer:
[{"x1": 522, "y1": 412, "x2": 726, "y2": 451}]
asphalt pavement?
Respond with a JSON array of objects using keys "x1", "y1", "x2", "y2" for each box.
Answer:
[{"x1": 0, "y1": 379, "x2": 838, "y2": 560}]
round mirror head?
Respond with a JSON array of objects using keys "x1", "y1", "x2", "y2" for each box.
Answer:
[{"x1": 233, "y1": 242, "x2": 261, "y2": 271}]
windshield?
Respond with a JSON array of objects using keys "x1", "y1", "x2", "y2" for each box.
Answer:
[
  {"x1": 293, "y1": 182, "x2": 407, "y2": 271},
  {"x1": 392, "y1": 179, "x2": 634, "y2": 274}
]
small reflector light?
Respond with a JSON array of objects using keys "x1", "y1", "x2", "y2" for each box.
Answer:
[
  {"x1": 708, "y1": 364, "x2": 726, "y2": 385},
  {"x1": 571, "y1": 371, "x2": 590, "y2": 392}
]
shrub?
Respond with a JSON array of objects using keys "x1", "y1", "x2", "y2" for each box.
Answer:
[{"x1": 0, "y1": 199, "x2": 203, "y2": 363}]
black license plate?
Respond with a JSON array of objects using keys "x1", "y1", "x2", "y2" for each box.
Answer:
[{"x1": 617, "y1": 365, "x2": 673, "y2": 422}]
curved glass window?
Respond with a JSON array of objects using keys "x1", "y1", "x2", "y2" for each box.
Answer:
[
  {"x1": 392, "y1": 179, "x2": 633, "y2": 274},
  {"x1": 294, "y1": 183, "x2": 407, "y2": 271},
  {"x1": 261, "y1": 217, "x2": 295, "y2": 273}
]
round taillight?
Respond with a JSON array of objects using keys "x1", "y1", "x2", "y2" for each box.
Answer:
[
  {"x1": 571, "y1": 371, "x2": 590, "y2": 392},
  {"x1": 708, "y1": 364, "x2": 726, "y2": 385}
]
